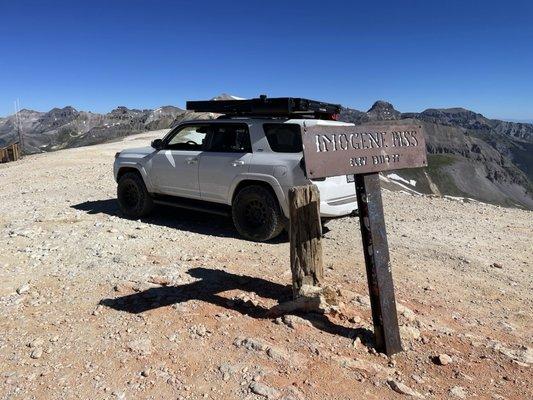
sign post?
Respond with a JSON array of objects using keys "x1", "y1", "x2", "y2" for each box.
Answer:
[
  {"x1": 355, "y1": 172, "x2": 402, "y2": 355},
  {"x1": 301, "y1": 123, "x2": 427, "y2": 356}
]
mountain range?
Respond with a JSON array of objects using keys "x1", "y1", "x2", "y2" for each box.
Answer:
[
  {"x1": 339, "y1": 102, "x2": 533, "y2": 209},
  {"x1": 1, "y1": 96, "x2": 532, "y2": 209},
  {"x1": 0, "y1": 105, "x2": 184, "y2": 153}
]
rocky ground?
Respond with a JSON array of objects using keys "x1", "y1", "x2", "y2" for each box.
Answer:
[{"x1": 0, "y1": 131, "x2": 531, "y2": 400}]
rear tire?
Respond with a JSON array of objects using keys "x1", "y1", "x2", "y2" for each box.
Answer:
[
  {"x1": 117, "y1": 172, "x2": 154, "y2": 218},
  {"x1": 232, "y1": 185, "x2": 284, "y2": 242}
]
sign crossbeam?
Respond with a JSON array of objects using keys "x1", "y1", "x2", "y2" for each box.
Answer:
[{"x1": 302, "y1": 123, "x2": 427, "y2": 179}]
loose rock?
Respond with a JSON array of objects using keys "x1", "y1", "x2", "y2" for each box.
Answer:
[
  {"x1": 149, "y1": 275, "x2": 172, "y2": 286},
  {"x1": 282, "y1": 314, "x2": 312, "y2": 329},
  {"x1": 435, "y1": 354, "x2": 453, "y2": 365},
  {"x1": 189, "y1": 324, "x2": 209, "y2": 337},
  {"x1": 249, "y1": 381, "x2": 280, "y2": 399},
  {"x1": 235, "y1": 337, "x2": 270, "y2": 352},
  {"x1": 267, "y1": 346, "x2": 290, "y2": 362},
  {"x1": 16, "y1": 284, "x2": 30, "y2": 295},
  {"x1": 127, "y1": 339, "x2": 152, "y2": 356},
  {"x1": 387, "y1": 379, "x2": 425, "y2": 398},
  {"x1": 29, "y1": 338, "x2": 44, "y2": 348},
  {"x1": 30, "y1": 348, "x2": 43, "y2": 359},
  {"x1": 219, "y1": 363, "x2": 239, "y2": 381},
  {"x1": 449, "y1": 386, "x2": 467, "y2": 399},
  {"x1": 400, "y1": 325, "x2": 421, "y2": 340}
]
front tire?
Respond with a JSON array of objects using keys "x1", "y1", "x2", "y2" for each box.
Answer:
[
  {"x1": 232, "y1": 185, "x2": 284, "y2": 242},
  {"x1": 117, "y1": 172, "x2": 154, "y2": 218}
]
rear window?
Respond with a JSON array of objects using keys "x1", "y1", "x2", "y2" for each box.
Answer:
[{"x1": 263, "y1": 123, "x2": 302, "y2": 153}]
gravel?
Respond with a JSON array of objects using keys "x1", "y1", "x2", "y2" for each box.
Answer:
[{"x1": 1, "y1": 130, "x2": 531, "y2": 399}]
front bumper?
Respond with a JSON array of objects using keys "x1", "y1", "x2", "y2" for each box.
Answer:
[{"x1": 113, "y1": 159, "x2": 120, "y2": 182}]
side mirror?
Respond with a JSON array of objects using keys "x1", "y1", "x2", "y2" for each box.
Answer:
[{"x1": 151, "y1": 139, "x2": 164, "y2": 150}]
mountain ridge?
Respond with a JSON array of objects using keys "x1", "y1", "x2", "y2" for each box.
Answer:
[
  {"x1": 1, "y1": 97, "x2": 531, "y2": 209},
  {"x1": 0, "y1": 105, "x2": 187, "y2": 153},
  {"x1": 339, "y1": 101, "x2": 533, "y2": 209}
]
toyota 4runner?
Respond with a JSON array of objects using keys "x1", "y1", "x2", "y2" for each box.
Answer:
[{"x1": 113, "y1": 96, "x2": 357, "y2": 241}]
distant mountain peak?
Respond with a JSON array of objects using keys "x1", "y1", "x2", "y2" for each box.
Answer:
[
  {"x1": 46, "y1": 106, "x2": 79, "y2": 119},
  {"x1": 48, "y1": 106, "x2": 77, "y2": 112},
  {"x1": 212, "y1": 93, "x2": 246, "y2": 101},
  {"x1": 368, "y1": 100, "x2": 394, "y2": 110},
  {"x1": 367, "y1": 100, "x2": 400, "y2": 120},
  {"x1": 18, "y1": 108, "x2": 42, "y2": 116}
]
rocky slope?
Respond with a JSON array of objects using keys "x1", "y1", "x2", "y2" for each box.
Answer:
[
  {"x1": 339, "y1": 102, "x2": 533, "y2": 209},
  {"x1": 0, "y1": 106, "x2": 185, "y2": 154},
  {"x1": 0, "y1": 94, "x2": 244, "y2": 153}
]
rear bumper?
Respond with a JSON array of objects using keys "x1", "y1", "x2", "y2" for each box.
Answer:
[
  {"x1": 313, "y1": 175, "x2": 357, "y2": 218},
  {"x1": 280, "y1": 182, "x2": 357, "y2": 218},
  {"x1": 320, "y1": 195, "x2": 357, "y2": 217}
]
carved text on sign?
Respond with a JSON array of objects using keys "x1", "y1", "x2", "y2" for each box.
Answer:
[
  {"x1": 315, "y1": 130, "x2": 420, "y2": 152},
  {"x1": 302, "y1": 124, "x2": 427, "y2": 178}
]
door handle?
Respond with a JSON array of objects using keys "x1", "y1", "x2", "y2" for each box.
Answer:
[
  {"x1": 186, "y1": 157, "x2": 198, "y2": 165},
  {"x1": 231, "y1": 160, "x2": 245, "y2": 166}
]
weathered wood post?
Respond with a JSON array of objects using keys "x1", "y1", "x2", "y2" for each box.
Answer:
[
  {"x1": 288, "y1": 185, "x2": 323, "y2": 299},
  {"x1": 355, "y1": 173, "x2": 402, "y2": 355}
]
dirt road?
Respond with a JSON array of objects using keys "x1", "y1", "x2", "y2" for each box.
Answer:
[{"x1": 1, "y1": 131, "x2": 531, "y2": 399}]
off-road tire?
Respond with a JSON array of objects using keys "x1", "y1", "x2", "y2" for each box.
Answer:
[
  {"x1": 232, "y1": 185, "x2": 284, "y2": 242},
  {"x1": 117, "y1": 172, "x2": 154, "y2": 218}
]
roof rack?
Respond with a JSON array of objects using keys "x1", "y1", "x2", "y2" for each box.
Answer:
[{"x1": 186, "y1": 95, "x2": 341, "y2": 119}]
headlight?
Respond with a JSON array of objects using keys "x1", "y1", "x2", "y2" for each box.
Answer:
[{"x1": 115, "y1": 152, "x2": 121, "y2": 159}]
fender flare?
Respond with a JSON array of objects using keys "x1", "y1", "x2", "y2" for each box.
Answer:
[
  {"x1": 116, "y1": 162, "x2": 155, "y2": 193},
  {"x1": 228, "y1": 174, "x2": 289, "y2": 217}
]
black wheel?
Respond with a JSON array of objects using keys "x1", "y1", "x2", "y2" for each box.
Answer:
[
  {"x1": 117, "y1": 172, "x2": 154, "y2": 218},
  {"x1": 232, "y1": 185, "x2": 284, "y2": 242}
]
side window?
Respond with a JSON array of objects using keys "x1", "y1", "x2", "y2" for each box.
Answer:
[
  {"x1": 263, "y1": 123, "x2": 302, "y2": 153},
  {"x1": 166, "y1": 125, "x2": 210, "y2": 150},
  {"x1": 207, "y1": 124, "x2": 252, "y2": 153}
]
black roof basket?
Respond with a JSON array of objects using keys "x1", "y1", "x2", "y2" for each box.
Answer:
[{"x1": 186, "y1": 95, "x2": 341, "y2": 119}]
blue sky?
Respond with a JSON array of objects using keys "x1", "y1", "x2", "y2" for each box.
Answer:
[{"x1": 1, "y1": 0, "x2": 532, "y2": 120}]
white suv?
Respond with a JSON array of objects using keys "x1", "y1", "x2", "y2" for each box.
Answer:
[{"x1": 114, "y1": 115, "x2": 357, "y2": 241}]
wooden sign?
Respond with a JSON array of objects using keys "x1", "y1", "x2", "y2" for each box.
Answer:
[
  {"x1": 298, "y1": 122, "x2": 428, "y2": 356},
  {"x1": 301, "y1": 123, "x2": 427, "y2": 179}
]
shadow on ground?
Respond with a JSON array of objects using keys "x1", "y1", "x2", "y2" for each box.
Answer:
[
  {"x1": 100, "y1": 267, "x2": 374, "y2": 346},
  {"x1": 71, "y1": 199, "x2": 288, "y2": 243}
]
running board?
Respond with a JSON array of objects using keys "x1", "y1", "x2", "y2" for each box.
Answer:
[{"x1": 152, "y1": 194, "x2": 231, "y2": 217}]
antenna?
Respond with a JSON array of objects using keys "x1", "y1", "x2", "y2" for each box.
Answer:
[{"x1": 14, "y1": 99, "x2": 24, "y2": 155}]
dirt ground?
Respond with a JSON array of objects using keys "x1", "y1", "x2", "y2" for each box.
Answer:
[{"x1": 1, "y1": 131, "x2": 531, "y2": 400}]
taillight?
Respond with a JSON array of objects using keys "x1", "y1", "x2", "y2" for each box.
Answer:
[{"x1": 299, "y1": 157, "x2": 306, "y2": 172}]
